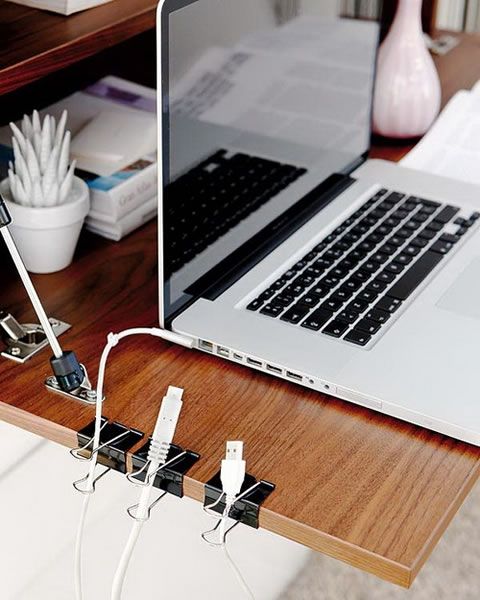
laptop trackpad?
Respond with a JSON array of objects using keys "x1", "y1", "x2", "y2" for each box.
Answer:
[{"x1": 436, "y1": 258, "x2": 480, "y2": 320}]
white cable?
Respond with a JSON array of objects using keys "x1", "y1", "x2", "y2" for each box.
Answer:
[
  {"x1": 1, "y1": 227, "x2": 62, "y2": 358},
  {"x1": 111, "y1": 386, "x2": 184, "y2": 600},
  {"x1": 73, "y1": 328, "x2": 192, "y2": 600},
  {"x1": 74, "y1": 495, "x2": 90, "y2": 600},
  {"x1": 208, "y1": 441, "x2": 256, "y2": 600},
  {"x1": 221, "y1": 500, "x2": 255, "y2": 600}
]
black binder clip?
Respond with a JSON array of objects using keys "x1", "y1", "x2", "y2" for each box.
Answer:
[
  {"x1": 128, "y1": 441, "x2": 200, "y2": 498},
  {"x1": 203, "y1": 472, "x2": 275, "y2": 530},
  {"x1": 71, "y1": 418, "x2": 143, "y2": 494}
]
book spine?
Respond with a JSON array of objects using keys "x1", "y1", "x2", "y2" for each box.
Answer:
[
  {"x1": 86, "y1": 197, "x2": 157, "y2": 241},
  {"x1": 89, "y1": 162, "x2": 157, "y2": 221}
]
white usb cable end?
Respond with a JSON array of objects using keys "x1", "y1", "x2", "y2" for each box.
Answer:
[
  {"x1": 221, "y1": 441, "x2": 246, "y2": 501},
  {"x1": 152, "y1": 386, "x2": 184, "y2": 444}
]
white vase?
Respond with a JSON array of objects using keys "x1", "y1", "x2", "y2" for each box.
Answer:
[
  {"x1": 1, "y1": 176, "x2": 90, "y2": 274},
  {"x1": 373, "y1": 0, "x2": 441, "y2": 139}
]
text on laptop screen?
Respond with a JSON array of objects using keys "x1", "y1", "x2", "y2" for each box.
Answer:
[{"x1": 162, "y1": 0, "x2": 381, "y2": 320}]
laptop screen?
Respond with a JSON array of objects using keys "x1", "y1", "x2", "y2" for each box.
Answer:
[{"x1": 160, "y1": 0, "x2": 381, "y2": 322}]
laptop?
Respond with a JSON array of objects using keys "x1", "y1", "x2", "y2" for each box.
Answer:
[{"x1": 157, "y1": 0, "x2": 480, "y2": 446}]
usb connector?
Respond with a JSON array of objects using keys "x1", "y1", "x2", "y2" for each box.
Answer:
[
  {"x1": 221, "y1": 441, "x2": 246, "y2": 501},
  {"x1": 152, "y1": 386, "x2": 184, "y2": 444}
]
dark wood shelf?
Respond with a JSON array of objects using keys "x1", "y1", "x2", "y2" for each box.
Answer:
[{"x1": 0, "y1": 0, "x2": 158, "y2": 95}]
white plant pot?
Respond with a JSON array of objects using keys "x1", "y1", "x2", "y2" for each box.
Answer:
[{"x1": 1, "y1": 176, "x2": 90, "y2": 274}]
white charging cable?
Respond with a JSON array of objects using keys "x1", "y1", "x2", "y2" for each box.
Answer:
[
  {"x1": 205, "y1": 441, "x2": 256, "y2": 600},
  {"x1": 73, "y1": 327, "x2": 193, "y2": 600},
  {"x1": 111, "y1": 385, "x2": 184, "y2": 600}
]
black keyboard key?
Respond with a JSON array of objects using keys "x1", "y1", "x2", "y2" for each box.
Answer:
[
  {"x1": 356, "y1": 319, "x2": 381, "y2": 335},
  {"x1": 412, "y1": 212, "x2": 429, "y2": 223},
  {"x1": 357, "y1": 288, "x2": 379, "y2": 303},
  {"x1": 276, "y1": 294, "x2": 295, "y2": 306},
  {"x1": 282, "y1": 269, "x2": 297, "y2": 280},
  {"x1": 344, "y1": 330, "x2": 372, "y2": 346},
  {"x1": 411, "y1": 237, "x2": 428, "y2": 248},
  {"x1": 343, "y1": 279, "x2": 362, "y2": 292},
  {"x1": 430, "y1": 240, "x2": 454, "y2": 255},
  {"x1": 272, "y1": 278, "x2": 287, "y2": 289},
  {"x1": 385, "y1": 192, "x2": 405, "y2": 205},
  {"x1": 426, "y1": 221, "x2": 443, "y2": 233},
  {"x1": 334, "y1": 288, "x2": 353, "y2": 302},
  {"x1": 388, "y1": 251, "x2": 443, "y2": 301},
  {"x1": 284, "y1": 284, "x2": 305, "y2": 296},
  {"x1": 337, "y1": 310, "x2": 360, "y2": 324},
  {"x1": 321, "y1": 275, "x2": 341, "y2": 288},
  {"x1": 419, "y1": 205, "x2": 437, "y2": 216},
  {"x1": 435, "y1": 205, "x2": 459, "y2": 224},
  {"x1": 389, "y1": 235, "x2": 405, "y2": 247},
  {"x1": 261, "y1": 304, "x2": 284, "y2": 317},
  {"x1": 403, "y1": 245, "x2": 421, "y2": 257},
  {"x1": 377, "y1": 271, "x2": 395, "y2": 284},
  {"x1": 367, "y1": 279, "x2": 387, "y2": 293},
  {"x1": 259, "y1": 288, "x2": 276, "y2": 301},
  {"x1": 396, "y1": 227, "x2": 412, "y2": 239},
  {"x1": 352, "y1": 270, "x2": 371, "y2": 284},
  {"x1": 301, "y1": 309, "x2": 333, "y2": 331},
  {"x1": 394, "y1": 253, "x2": 413, "y2": 266},
  {"x1": 420, "y1": 198, "x2": 441, "y2": 208},
  {"x1": 439, "y1": 233, "x2": 459, "y2": 244},
  {"x1": 323, "y1": 320, "x2": 349, "y2": 338},
  {"x1": 281, "y1": 305, "x2": 310, "y2": 324},
  {"x1": 247, "y1": 299, "x2": 263, "y2": 311},
  {"x1": 375, "y1": 296, "x2": 402, "y2": 313},
  {"x1": 347, "y1": 298, "x2": 368, "y2": 313},
  {"x1": 385, "y1": 262, "x2": 405, "y2": 275},
  {"x1": 404, "y1": 219, "x2": 421, "y2": 231},
  {"x1": 298, "y1": 294, "x2": 321, "y2": 309},
  {"x1": 310, "y1": 284, "x2": 330, "y2": 298},
  {"x1": 365, "y1": 308, "x2": 390, "y2": 324},
  {"x1": 321, "y1": 297, "x2": 344, "y2": 312},
  {"x1": 371, "y1": 252, "x2": 388, "y2": 264},
  {"x1": 379, "y1": 244, "x2": 396, "y2": 256},
  {"x1": 418, "y1": 228, "x2": 437, "y2": 241},
  {"x1": 362, "y1": 260, "x2": 381, "y2": 274}
]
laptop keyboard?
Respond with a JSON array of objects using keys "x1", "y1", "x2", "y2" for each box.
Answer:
[
  {"x1": 165, "y1": 149, "x2": 307, "y2": 275},
  {"x1": 247, "y1": 188, "x2": 479, "y2": 347}
]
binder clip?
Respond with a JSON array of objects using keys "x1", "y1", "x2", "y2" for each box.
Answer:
[
  {"x1": 0, "y1": 310, "x2": 70, "y2": 364},
  {"x1": 125, "y1": 442, "x2": 200, "y2": 520},
  {"x1": 71, "y1": 418, "x2": 143, "y2": 494},
  {"x1": 203, "y1": 472, "x2": 275, "y2": 532}
]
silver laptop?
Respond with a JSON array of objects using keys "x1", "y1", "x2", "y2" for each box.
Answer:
[{"x1": 156, "y1": 0, "x2": 480, "y2": 446}]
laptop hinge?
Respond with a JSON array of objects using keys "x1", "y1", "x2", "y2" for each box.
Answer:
[{"x1": 185, "y1": 173, "x2": 355, "y2": 303}]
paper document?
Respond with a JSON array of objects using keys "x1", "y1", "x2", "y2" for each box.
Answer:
[
  {"x1": 171, "y1": 16, "x2": 377, "y2": 153},
  {"x1": 401, "y1": 81, "x2": 480, "y2": 188}
]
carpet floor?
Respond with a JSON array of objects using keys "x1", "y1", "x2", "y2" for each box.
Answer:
[{"x1": 280, "y1": 482, "x2": 479, "y2": 600}]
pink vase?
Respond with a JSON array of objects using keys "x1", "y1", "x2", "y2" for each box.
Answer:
[{"x1": 373, "y1": 0, "x2": 441, "y2": 139}]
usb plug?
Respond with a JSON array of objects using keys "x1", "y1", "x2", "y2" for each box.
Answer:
[{"x1": 221, "y1": 441, "x2": 246, "y2": 502}]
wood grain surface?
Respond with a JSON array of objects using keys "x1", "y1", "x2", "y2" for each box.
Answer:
[
  {"x1": 1, "y1": 23, "x2": 480, "y2": 590},
  {"x1": 1, "y1": 221, "x2": 479, "y2": 588},
  {"x1": 0, "y1": 0, "x2": 157, "y2": 94}
]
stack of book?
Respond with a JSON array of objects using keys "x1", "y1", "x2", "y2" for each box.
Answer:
[{"x1": 0, "y1": 76, "x2": 158, "y2": 242}]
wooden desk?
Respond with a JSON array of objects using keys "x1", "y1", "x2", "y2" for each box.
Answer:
[
  {"x1": 0, "y1": 0, "x2": 157, "y2": 94},
  {"x1": 1, "y1": 30, "x2": 480, "y2": 591}
]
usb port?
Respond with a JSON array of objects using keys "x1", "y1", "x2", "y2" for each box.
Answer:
[
  {"x1": 286, "y1": 371, "x2": 303, "y2": 382},
  {"x1": 247, "y1": 357, "x2": 262, "y2": 367},
  {"x1": 217, "y1": 346, "x2": 230, "y2": 358},
  {"x1": 266, "y1": 364, "x2": 282, "y2": 374},
  {"x1": 199, "y1": 340, "x2": 213, "y2": 352}
]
